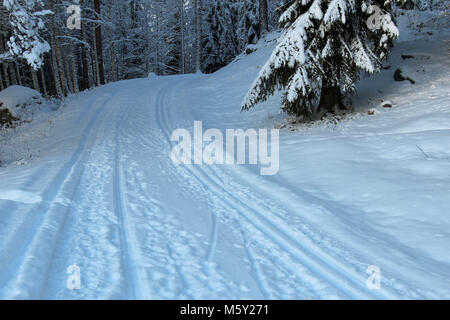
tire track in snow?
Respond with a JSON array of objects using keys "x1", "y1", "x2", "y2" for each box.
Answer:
[{"x1": 156, "y1": 81, "x2": 390, "y2": 300}]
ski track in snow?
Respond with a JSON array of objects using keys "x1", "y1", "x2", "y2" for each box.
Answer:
[
  {"x1": 0, "y1": 38, "x2": 449, "y2": 299},
  {"x1": 113, "y1": 106, "x2": 147, "y2": 299},
  {"x1": 0, "y1": 78, "x2": 436, "y2": 299},
  {"x1": 155, "y1": 80, "x2": 394, "y2": 300},
  {"x1": 0, "y1": 93, "x2": 114, "y2": 299}
]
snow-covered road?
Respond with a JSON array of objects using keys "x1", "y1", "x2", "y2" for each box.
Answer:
[
  {"x1": 0, "y1": 78, "x2": 385, "y2": 299},
  {"x1": 1, "y1": 36, "x2": 449, "y2": 299}
]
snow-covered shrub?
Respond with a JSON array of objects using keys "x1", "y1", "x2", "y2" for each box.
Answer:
[
  {"x1": 0, "y1": 92, "x2": 61, "y2": 166},
  {"x1": 0, "y1": 85, "x2": 43, "y2": 124}
]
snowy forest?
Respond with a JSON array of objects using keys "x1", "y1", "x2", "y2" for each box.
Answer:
[
  {"x1": 0, "y1": 1, "x2": 445, "y2": 111},
  {"x1": 0, "y1": 0, "x2": 284, "y2": 96},
  {"x1": 0, "y1": 0, "x2": 450, "y2": 302}
]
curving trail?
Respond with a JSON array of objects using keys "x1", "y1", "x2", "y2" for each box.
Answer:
[{"x1": 1, "y1": 55, "x2": 449, "y2": 298}]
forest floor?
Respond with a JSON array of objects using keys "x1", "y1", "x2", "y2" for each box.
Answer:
[{"x1": 0, "y1": 14, "x2": 449, "y2": 299}]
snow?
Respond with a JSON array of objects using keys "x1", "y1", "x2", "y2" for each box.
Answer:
[
  {"x1": 0, "y1": 11, "x2": 449, "y2": 299},
  {"x1": 395, "y1": 8, "x2": 450, "y2": 42},
  {"x1": 0, "y1": 190, "x2": 42, "y2": 204},
  {"x1": 0, "y1": 85, "x2": 42, "y2": 117}
]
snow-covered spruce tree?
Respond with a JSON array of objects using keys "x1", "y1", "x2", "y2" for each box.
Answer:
[
  {"x1": 236, "y1": 0, "x2": 260, "y2": 50},
  {"x1": 202, "y1": 0, "x2": 238, "y2": 73},
  {"x1": 242, "y1": 0, "x2": 402, "y2": 117},
  {"x1": 3, "y1": 0, "x2": 51, "y2": 70}
]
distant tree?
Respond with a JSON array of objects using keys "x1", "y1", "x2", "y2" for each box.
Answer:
[
  {"x1": 259, "y1": 0, "x2": 269, "y2": 35},
  {"x1": 202, "y1": 0, "x2": 238, "y2": 73},
  {"x1": 94, "y1": 0, "x2": 105, "y2": 84},
  {"x1": 236, "y1": 0, "x2": 260, "y2": 50}
]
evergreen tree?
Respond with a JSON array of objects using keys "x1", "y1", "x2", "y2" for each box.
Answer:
[
  {"x1": 242, "y1": 0, "x2": 403, "y2": 117},
  {"x1": 236, "y1": 0, "x2": 260, "y2": 50},
  {"x1": 3, "y1": 0, "x2": 51, "y2": 70},
  {"x1": 0, "y1": 0, "x2": 289, "y2": 93},
  {"x1": 202, "y1": 0, "x2": 238, "y2": 73}
]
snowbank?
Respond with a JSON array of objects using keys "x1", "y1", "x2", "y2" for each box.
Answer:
[
  {"x1": 0, "y1": 85, "x2": 42, "y2": 118},
  {"x1": 0, "y1": 86, "x2": 61, "y2": 166}
]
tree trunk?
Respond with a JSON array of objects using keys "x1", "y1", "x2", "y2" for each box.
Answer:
[
  {"x1": 107, "y1": 3, "x2": 117, "y2": 82},
  {"x1": 70, "y1": 42, "x2": 79, "y2": 93},
  {"x1": 15, "y1": 63, "x2": 22, "y2": 86},
  {"x1": 0, "y1": 70, "x2": 4, "y2": 91},
  {"x1": 64, "y1": 45, "x2": 75, "y2": 94},
  {"x1": 31, "y1": 67, "x2": 40, "y2": 92},
  {"x1": 82, "y1": 21, "x2": 94, "y2": 89},
  {"x1": 56, "y1": 38, "x2": 69, "y2": 96},
  {"x1": 2, "y1": 63, "x2": 10, "y2": 88},
  {"x1": 40, "y1": 67, "x2": 47, "y2": 96},
  {"x1": 259, "y1": 0, "x2": 269, "y2": 36},
  {"x1": 180, "y1": 0, "x2": 185, "y2": 74},
  {"x1": 110, "y1": 42, "x2": 117, "y2": 82},
  {"x1": 0, "y1": 33, "x2": 9, "y2": 88},
  {"x1": 194, "y1": 0, "x2": 201, "y2": 73},
  {"x1": 318, "y1": 86, "x2": 343, "y2": 114},
  {"x1": 48, "y1": 0, "x2": 63, "y2": 97},
  {"x1": 50, "y1": 38, "x2": 62, "y2": 97},
  {"x1": 93, "y1": 36, "x2": 101, "y2": 86},
  {"x1": 155, "y1": 2, "x2": 161, "y2": 74},
  {"x1": 8, "y1": 62, "x2": 17, "y2": 85},
  {"x1": 94, "y1": 0, "x2": 105, "y2": 85}
]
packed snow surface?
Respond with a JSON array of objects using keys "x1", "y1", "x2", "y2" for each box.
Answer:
[{"x1": 0, "y1": 27, "x2": 449, "y2": 299}]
